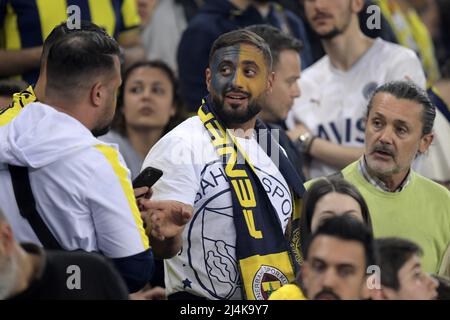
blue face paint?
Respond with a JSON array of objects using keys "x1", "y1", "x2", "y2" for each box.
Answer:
[{"x1": 208, "y1": 44, "x2": 269, "y2": 125}]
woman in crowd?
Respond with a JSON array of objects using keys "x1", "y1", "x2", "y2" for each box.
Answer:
[
  {"x1": 299, "y1": 177, "x2": 373, "y2": 257},
  {"x1": 101, "y1": 60, "x2": 186, "y2": 179},
  {"x1": 271, "y1": 177, "x2": 373, "y2": 300}
]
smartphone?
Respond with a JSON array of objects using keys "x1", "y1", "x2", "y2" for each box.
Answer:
[{"x1": 132, "y1": 167, "x2": 163, "y2": 189}]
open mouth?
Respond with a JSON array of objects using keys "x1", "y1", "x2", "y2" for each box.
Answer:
[
  {"x1": 224, "y1": 92, "x2": 249, "y2": 106},
  {"x1": 225, "y1": 92, "x2": 248, "y2": 99},
  {"x1": 313, "y1": 14, "x2": 332, "y2": 23},
  {"x1": 372, "y1": 150, "x2": 394, "y2": 160},
  {"x1": 315, "y1": 293, "x2": 340, "y2": 300},
  {"x1": 139, "y1": 106, "x2": 154, "y2": 116}
]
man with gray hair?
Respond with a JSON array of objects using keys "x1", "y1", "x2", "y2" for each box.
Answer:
[{"x1": 339, "y1": 81, "x2": 450, "y2": 277}]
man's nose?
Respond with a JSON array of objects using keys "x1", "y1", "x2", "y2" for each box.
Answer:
[
  {"x1": 292, "y1": 82, "x2": 301, "y2": 98},
  {"x1": 322, "y1": 268, "x2": 339, "y2": 288},
  {"x1": 231, "y1": 70, "x2": 245, "y2": 89},
  {"x1": 426, "y1": 274, "x2": 439, "y2": 291},
  {"x1": 378, "y1": 126, "x2": 395, "y2": 145}
]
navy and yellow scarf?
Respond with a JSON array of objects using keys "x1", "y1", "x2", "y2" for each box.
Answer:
[{"x1": 198, "y1": 99, "x2": 305, "y2": 300}]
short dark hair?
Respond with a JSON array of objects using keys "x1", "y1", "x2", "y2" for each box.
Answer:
[
  {"x1": 42, "y1": 20, "x2": 109, "y2": 65},
  {"x1": 300, "y1": 177, "x2": 373, "y2": 257},
  {"x1": 0, "y1": 79, "x2": 28, "y2": 97},
  {"x1": 366, "y1": 81, "x2": 436, "y2": 135},
  {"x1": 113, "y1": 60, "x2": 187, "y2": 136},
  {"x1": 305, "y1": 215, "x2": 377, "y2": 269},
  {"x1": 245, "y1": 24, "x2": 302, "y2": 67},
  {"x1": 433, "y1": 274, "x2": 450, "y2": 300},
  {"x1": 46, "y1": 31, "x2": 120, "y2": 101},
  {"x1": 209, "y1": 29, "x2": 272, "y2": 71},
  {"x1": 375, "y1": 237, "x2": 423, "y2": 291}
]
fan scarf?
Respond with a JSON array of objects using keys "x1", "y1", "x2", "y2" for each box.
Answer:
[{"x1": 198, "y1": 98, "x2": 305, "y2": 300}]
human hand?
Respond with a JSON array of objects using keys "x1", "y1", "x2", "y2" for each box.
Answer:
[
  {"x1": 140, "y1": 200, "x2": 193, "y2": 241},
  {"x1": 129, "y1": 284, "x2": 166, "y2": 300},
  {"x1": 287, "y1": 123, "x2": 310, "y2": 142}
]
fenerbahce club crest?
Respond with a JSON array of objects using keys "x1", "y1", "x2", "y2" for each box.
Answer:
[{"x1": 253, "y1": 265, "x2": 289, "y2": 299}]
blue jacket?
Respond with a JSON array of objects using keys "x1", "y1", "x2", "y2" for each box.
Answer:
[{"x1": 177, "y1": 0, "x2": 313, "y2": 111}]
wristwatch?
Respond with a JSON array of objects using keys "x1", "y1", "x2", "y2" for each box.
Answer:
[{"x1": 296, "y1": 132, "x2": 315, "y2": 154}]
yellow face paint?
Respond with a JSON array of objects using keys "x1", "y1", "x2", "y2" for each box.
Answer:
[
  {"x1": 234, "y1": 44, "x2": 269, "y2": 98},
  {"x1": 208, "y1": 43, "x2": 270, "y2": 124}
]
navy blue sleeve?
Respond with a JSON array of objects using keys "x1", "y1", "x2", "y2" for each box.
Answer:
[
  {"x1": 177, "y1": 20, "x2": 216, "y2": 112},
  {"x1": 112, "y1": 248, "x2": 154, "y2": 293},
  {"x1": 285, "y1": 10, "x2": 313, "y2": 69},
  {"x1": 0, "y1": 0, "x2": 7, "y2": 27}
]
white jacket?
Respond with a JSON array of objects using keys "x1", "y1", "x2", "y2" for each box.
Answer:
[{"x1": 0, "y1": 102, "x2": 149, "y2": 258}]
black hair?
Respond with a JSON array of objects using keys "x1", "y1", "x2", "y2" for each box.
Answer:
[
  {"x1": 245, "y1": 24, "x2": 303, "y2": 68},
  {"x1": 305, "y1": 215, "x2": 377, "y2": 269},
  {"x1": 112, "y1": 60, "x2": 187, "y2": 136},
  {"x1": 300, "y1": 177, "x2": 373, "y2": 258},
  {"x1": 209, "y1": 29, "x2": 273, "y2": 71},
  {"x1": 41, "y1": 20, "x2": 109, "y2": 66},
  {"x1": 0, "y1": 79, "x2": 28, "y2": 97},
  {"x1": 433, "y1": 274, "x2": 450, "y2": 300},
  {"x1": 366, "y1": 81, "x2": 436, "y2": 135},
  {"x1": 375, "y1": 237, "x2": 423, "y2": 291},
  {"x1": 46, "y1": 31, "x2": 120, "y2": 101}
]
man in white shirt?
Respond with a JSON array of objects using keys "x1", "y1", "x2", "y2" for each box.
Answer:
[
  {"x1": 142, "y1": 29, "x2": 305, "y2": 300},
  {"x1": 287, "y1": 0, "x2": 447, "y2": 180},
  {"x1": 0, "y1": 31, "x2": 153, "y2": 292}
]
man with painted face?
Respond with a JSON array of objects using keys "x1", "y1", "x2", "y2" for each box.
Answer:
[
  {"x1": 177, "y1": 0, "x2": 313, "y2": 112},
  {"x1": 339, "y1": 81, "x2": 450, "y2": 277},
  {"x1": 141, "y1": 29, "x2": 305, "y2": 300}
]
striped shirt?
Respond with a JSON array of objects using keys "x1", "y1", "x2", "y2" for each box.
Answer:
[
  {"x1": 0, "y1": 0, "x2": 140, "y2": 83},
  {"x1": 358, "y1": 156, "x2": 411, "y2": 192}
]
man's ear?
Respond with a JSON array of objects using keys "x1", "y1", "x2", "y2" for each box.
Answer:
[
  {"x1": 352, "y1": 0, "x2": 365, "y2": 13},
  {"x1": 205, "y1": 68, "x2": 212, "y2": 93},
  {"x1": 266, "y1": 71, "x2": 275, "y2": 93},
  {"x1": 418, "y1": 133, "x2": 434, "y2": 154},
  {"x1": 90, "y1": 82, "x2": 104, "y2": 108}
]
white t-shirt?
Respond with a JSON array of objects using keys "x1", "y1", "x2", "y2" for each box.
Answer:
[
  {"x1": 142, "y1": 116, "x2": 293, "y2": 300},
  {"x1": 288, "y1": 38, "x2": 426, "y2": 178}
]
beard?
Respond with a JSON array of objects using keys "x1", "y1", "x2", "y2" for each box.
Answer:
[
  {"x1": 0, "y1": 255, "x2": 18, "y2": 299},
  {"x1": 318, "y1": 27, "x2": 344, "y2": 40},
  {"x1": 366, "y1": 143, "x2": 404, "y2": 177},
  {"x1": 314, "y1": 1, "x2": 353, "y2": 40},
  {"x1": 210, "y1": 93, "x2": 263, "y2": 126},
  {"x1": 313, "y1": 288, "x2": 342, "y2": 300},
  {"x1": 91, "y1": 124, "x2": 111, "y2": 137}
]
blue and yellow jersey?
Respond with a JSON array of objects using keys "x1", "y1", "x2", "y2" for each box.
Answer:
[
  {"x1": 0, "y1": 0, "x2": 140, "y2": 83},
  {"x1": 0, "y1": 85, "x2": 36, "y2": 126}
]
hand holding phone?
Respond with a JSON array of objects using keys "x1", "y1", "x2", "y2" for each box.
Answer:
[{"x1": 133, "y1": 167, "x2": 163, "y2": 189}]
